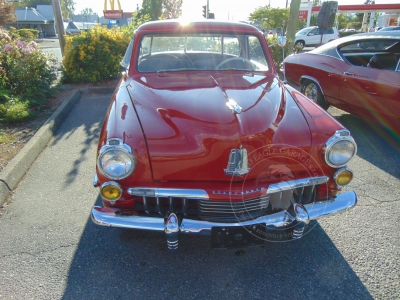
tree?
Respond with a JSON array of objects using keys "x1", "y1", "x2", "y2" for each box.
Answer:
[
  {"x1": 120, "y1": 10, "x2": 152, "y2": 38},
  {"x1": 0, "y1": 2, "x2": 16, "y2": 27},
  {"x1": 81, "y1": 8, "x2": 97, "y2": 16},
  {"x1": 14, "y1": 0, "x2": 74, "y2": 20},
  {"x1": 286, "y1": 0, "x2": 301, "y2": 55},
  {"x1": 249, "y1": 6, "x2": 289, "y2": 31},
  {"x1": 162, "y1": 0, "x2": 182, "y2": 19},
  {"x1": 141, "y1": 0, "x2": 162, "y2": 21}
]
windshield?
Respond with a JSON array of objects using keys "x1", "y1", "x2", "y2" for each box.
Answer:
[{"x1": 136, "y1": 33, "x2": 270, "y2": 72}]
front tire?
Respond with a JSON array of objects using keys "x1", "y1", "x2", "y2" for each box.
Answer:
[
  {"x1": 295, "y1": 40, "x2": 305, "y2": 49},
  {"x1": 301, "y1": 80, "x2": 330, "y2": 110}
]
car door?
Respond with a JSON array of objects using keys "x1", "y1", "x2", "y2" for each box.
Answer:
[
  {"x1": 323, "y1": 28, "x2": 334, "y2": 43},
  {"x1": 340, "y1": 65, "x2": 400, "y2": 128},
  {"x1": 306, "y1": 28, "x2": 321, "y2": 46}
]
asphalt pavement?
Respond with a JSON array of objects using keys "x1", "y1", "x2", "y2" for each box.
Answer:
[{"x1": 0, "y1": 88, "x2": 399, "y2": 299}]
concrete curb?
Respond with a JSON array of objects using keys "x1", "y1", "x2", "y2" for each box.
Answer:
[{"x1": 0, "y1": 85, "x2": 115, "y2": 207}]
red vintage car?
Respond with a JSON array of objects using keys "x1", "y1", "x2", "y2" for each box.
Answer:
[
  {"x1": 91, "y1": 20, "x2": 357, "y2": 250},
  {"x1": 284, "y1": 31, "x2": 400, "y2": 134}
]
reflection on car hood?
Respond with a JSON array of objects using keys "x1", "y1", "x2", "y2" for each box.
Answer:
[{"x1": 126, "y1": 73, "x2": 311, "y2": 181}]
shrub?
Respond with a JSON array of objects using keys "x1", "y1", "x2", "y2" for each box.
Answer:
[
  {"x1": 62, "y1": 26, "x2": 130, "y2": 83},
  {"x1": 0, "y1": 98, "x2": 30, "y2": 122},
  {"x1": 17, "y1": 29, "x2": 38, "y2": 41},
  {"x1": 0, "y1": 28, "x2": 59, "y2": 121},
  {"x1": 267, "y1": 36, "x2": 294, "y2": 70}
]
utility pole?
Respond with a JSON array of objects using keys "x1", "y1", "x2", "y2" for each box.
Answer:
[
  {"x1": 207, "y1": 0, "x2": 209, "y2": 19},
  {"x1": 286, "y1": 0, "x2": 301, "y2": 56},
  {"x1": 51, "y1": 0, "x2": 66, "y2": 56}
]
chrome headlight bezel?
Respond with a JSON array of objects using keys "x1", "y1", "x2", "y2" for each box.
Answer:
[
  {"x1": 324, "y1": 130, "x2": 357, "y2": 168},
  {"x1": 97, "y1": 138, "x2": 136, "y2": 180}
]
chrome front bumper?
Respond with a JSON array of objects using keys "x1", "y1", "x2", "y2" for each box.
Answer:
[{"x1": 91, "y1": 190, "x2": 357, "y2": 235}]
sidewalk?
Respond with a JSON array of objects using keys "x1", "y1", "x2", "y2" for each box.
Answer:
[{"x1": 0, "y1": 83, "x2": 117, "y2": 207}]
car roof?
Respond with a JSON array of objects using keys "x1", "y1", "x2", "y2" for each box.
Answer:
[
  {"x1": 135, "y1": 19, "x2": 262, "y2": 34},
  {"x1": 314, "y1": 30, "x2": 400, "y2": 48},
  {"x1": 310, "y1": 30, "x2": 400, "y2": 52}
]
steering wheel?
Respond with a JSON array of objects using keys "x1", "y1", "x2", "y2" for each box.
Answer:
[{"x1": 216, "y1": 57, "x2": 255, "y2": 70}]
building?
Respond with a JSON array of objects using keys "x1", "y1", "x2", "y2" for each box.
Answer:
[{"x1": 7, "y1": 5, "x2": 133, "y2": 37}]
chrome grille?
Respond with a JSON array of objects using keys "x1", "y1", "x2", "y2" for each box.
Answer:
[
  {"x1": 133, "y1": 196, "x2": 198, "y2": 217},
  {"x1": 198, "y1": 196, "x2": 270, "y2": 223},
  {"x1": 128, "y1": 176, "x2": 325, "y2": 222}
]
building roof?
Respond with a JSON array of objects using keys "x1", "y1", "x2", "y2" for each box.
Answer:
[{"x1": 14, "y1": 7, "x2": 49, "y2": 24}]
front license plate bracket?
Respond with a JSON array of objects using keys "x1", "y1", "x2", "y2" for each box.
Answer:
[{"x1": 211, "y1": 224, "x2": 266, "y2": 249}]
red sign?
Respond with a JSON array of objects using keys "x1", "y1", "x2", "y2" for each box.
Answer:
[
  {"x1": 104, "y1": 10, "x2": 123, "y2": 19},
  {"x1": 298, "y1": 10, "x2": 308, "y2": 19}
]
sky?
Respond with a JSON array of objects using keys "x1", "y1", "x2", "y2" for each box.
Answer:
[{"x1": 74, "y1": 0, "x2": 400, "y2": 21}]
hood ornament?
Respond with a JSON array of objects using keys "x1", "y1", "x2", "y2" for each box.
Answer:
[
  {"x1": 224, "y1": 148, "x2": 250, "y2": 177},
  {"x1": 226, "y1": 98, "x2": 242, "y2": 114}
]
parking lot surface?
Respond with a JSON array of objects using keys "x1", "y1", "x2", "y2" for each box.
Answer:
[{"x1": 0, "y1": 92, "x2": 399, "y2": 299}]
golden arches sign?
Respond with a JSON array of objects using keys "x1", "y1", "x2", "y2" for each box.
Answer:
[
  {"x1": 104, "y1": 0, "x2": 122, "y2": 11},
  {"x1": 103, "y1": 0, "x2": 123, "y2": 19}
]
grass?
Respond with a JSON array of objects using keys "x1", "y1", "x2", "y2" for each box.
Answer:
[{"x1": 0, "y1": 130, "x2": 15, "y2": 143}]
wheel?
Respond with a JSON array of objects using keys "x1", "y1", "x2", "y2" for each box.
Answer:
[
  {"x1": 294, "y1": 40, "x2": 305, "y2": 49},
  {"x1": 216, "y1": 57, "x2": 254, "y2": 70},
  {"x1": 300, "y1": 80, "x2": 330, "y2": 110}
]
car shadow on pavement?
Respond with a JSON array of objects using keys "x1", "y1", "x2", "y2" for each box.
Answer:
[
  {"x1": 333, "y1": 111, "x2": 400, "y2": 180},
  {"x1": 61, "y1": 195, "x2": 372, "y2": 300}
]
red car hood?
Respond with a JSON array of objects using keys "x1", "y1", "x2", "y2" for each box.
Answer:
[{"x1": 126, "y1": 73, "x2": 311, "y2": 182}]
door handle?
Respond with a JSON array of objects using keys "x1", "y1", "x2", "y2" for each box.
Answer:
[
  {"x1": 343, "y1": 72, "x2": 355, "y2": 76},
  {"x1": 364, "y1": 86, "x2": 377, "y2": 95}
]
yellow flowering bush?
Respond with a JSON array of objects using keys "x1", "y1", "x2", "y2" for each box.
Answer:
[{"x1": 62, "y1": 26, "x2": 130, "y2": 83}]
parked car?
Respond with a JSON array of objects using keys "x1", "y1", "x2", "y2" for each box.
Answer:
[
  {"x1": 284, "y1": 31, "x2": 400, "y2": 133},
  {"x1": 91, "y1": 20, "x2": 357, "y2": 250},
  {"x1": 294, "y1": 26, "x2": 340, "y2": 48},
  {"x1": 378, "y1": 26, "x2": 400, "y2": 32}
]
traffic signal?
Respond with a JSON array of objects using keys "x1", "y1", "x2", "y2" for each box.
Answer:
[{"x1": 202, "y1": 5, "x2": 207, "y2": 18}]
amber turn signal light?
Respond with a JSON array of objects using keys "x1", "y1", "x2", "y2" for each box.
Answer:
[
  {"x1": 100, "y1": 182, "x2": 122, "y2": 201},
  {"x1": 334, "y1": 168, "x2": 353, "y2": 187}
]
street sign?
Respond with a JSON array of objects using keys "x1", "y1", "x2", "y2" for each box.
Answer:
[{"x1": 109, "y1": 20, "x2": 119, "y2": 24}]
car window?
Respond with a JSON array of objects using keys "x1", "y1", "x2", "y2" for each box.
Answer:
[
  {"x1": 136, "y1": 33, "x2": 270, "y2": 72},
  {"x1": 339, "y1": 39, "x2": 400, "y2": 68},
  {"x1": 223, "y1": 37, "x2": 240, "y2": 56},
  {"x1": 341, "y1": 39, "x2": 398, "y2": 51},
  {"x1": 121, "y1": 37, "x2": 134, "y2": 69},
  {"x1": 309, "y1": 28, "x2": 319, "y2": 35},
  {"x1": 326, "y1": 28, "x2": 334, "y2": 34},
  {"x1": 297, "y1": 27, "x2": 311, "y2": 35}
]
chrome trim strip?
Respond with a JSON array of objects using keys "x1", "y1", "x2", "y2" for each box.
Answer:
[
  {"x1": 267, "y1": 176, "x2": 329, "y2": 194},
  {"x1": 127, "y1": 188, "x2": 209, "y2": 200},
  {"x1": 91, "y1": 191, "x2": 357, "y2": 234},
  {"x1": 92, "y1": 174, "x2": 99, "y2": 187}
]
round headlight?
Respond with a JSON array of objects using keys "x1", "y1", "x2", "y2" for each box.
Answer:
[
  {"x1": 97, "y1": 140, "x2": 135, "y2": 180},
  {"x1": 325, "y1": 130, "x2": 357, "y2": 168}
]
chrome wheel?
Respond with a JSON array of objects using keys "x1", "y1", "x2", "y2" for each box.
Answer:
[
  {"x1": 302, "y1": 82, "x2": 318, "y2": 102},
  {"x1": 295, "y1": 41, "x2": 305, "y2": 49},
  {"x1": 300, "y1": 80, "x2": 330, "y2": 110}
]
